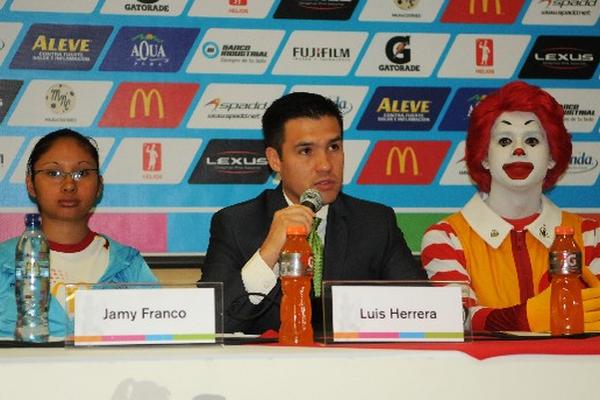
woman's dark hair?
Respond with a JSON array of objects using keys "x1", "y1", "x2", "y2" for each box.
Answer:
[
  {"x1": 27, "y1": 128, "x2": 100, "y2": 176},
  {"x1": 262, "y1": 92, "x2": 343, "y2": 155}
]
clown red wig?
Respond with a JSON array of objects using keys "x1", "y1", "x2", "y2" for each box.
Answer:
[{"x1": 466, "y1": 81, "x2": 571, "y2": 193}]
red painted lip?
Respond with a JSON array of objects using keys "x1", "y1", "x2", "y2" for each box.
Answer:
[{"x1": 503, "y1": 162, "x2": 534, "y2": 180}]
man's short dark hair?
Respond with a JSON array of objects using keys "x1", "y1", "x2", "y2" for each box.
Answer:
[{"x1": 262, "y1": 92, "x2": 343, "y2": 155}]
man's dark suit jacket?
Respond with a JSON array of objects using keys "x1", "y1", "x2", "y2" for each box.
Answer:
[{"x1": 201, "y1": 186, "x2": 426, "y2": 334}]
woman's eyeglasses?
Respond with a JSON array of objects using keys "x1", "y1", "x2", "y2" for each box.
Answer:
[{"x1": 32, "y1": 168, "x2": 99, "y2": 182}]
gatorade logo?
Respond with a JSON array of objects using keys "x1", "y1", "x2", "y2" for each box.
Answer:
[{"x1": 565, "y1": 253, "x2": 578, "y2": 268}]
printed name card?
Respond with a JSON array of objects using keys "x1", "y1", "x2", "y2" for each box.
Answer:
[
  {"x1": 72, "y1": 287, "x2": 216, "y2": 346},
  {"x1": 331, "y1": 285, "x2": 464, "y2": 342}
]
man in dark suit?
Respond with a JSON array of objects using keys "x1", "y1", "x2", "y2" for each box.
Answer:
[{"x1": 202, "y1": 92, "x2": 425, "y2": 334}]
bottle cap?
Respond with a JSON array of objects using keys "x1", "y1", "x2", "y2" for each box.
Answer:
[
  {"x1": 286, "y1": 225, "x2": 307, "y2": 235},
  {"x1": 555, "y1": 226, "x2": 574, "y2": 235},
  {"x1": 24, "y1": 213, "x2": 41, "y2": 226}
]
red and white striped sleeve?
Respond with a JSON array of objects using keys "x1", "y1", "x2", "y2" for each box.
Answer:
[{"x1": 421, "y1": 221, "x2": 490, "y2": 330}]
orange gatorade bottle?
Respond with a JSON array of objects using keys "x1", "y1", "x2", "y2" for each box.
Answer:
[
  {"x1": 278, "y1": 225, "x2": 314, "y2": 345},
  {"x1": 549, "y1": 226, "x2": 584, "y2": 336}
]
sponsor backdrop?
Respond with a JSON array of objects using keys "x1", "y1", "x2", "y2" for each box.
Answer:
[{"x1": 0, "y1": 0, "x2": 599, "y2": 257}]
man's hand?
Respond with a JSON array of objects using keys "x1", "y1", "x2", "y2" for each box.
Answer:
[{"x1": 259, "y1": 204, "x2": 314, "y2": 268}]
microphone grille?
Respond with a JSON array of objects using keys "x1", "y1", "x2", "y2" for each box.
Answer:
[{"x1": 300, "y1": 188, "x2": 323, "y2": 213}]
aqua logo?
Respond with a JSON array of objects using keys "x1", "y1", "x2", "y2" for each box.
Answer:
[
  {"x1": 130, "y1": 33, "x2": 168, "y2": 66},
  {"x1": 100, "y1": 27, "x2": 198, "y2": 72}
]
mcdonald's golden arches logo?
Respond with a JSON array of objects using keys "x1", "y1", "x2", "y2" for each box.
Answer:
[
  {"x1": 469, "y1": 0, "x2": 502, "y2": 15},
  {"x1": 129, "y1": 88, "x2": 165, "y2": 119},
  {"x1": 99, "y1": 82, "x2": 199, "y2": 128},
  {"x1": 358, "y1": 140, "x2": 451, "y2": 185},
  {"x1": 386, "y1": 146, "x2": 419, "y2": 176},
  {"x1": 441, "y1": 0, "x2": 524, "y2": 24}
]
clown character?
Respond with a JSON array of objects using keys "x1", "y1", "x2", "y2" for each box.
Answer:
[{"x1": 421, "y1": 81, "x2": 600, "y2": 333}]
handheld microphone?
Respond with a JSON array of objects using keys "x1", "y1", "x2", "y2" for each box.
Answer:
[{"x1": 300, "y1": 188, "x2": 323, "y2": 213}]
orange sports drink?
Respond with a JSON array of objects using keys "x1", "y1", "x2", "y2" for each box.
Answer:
[
  {"x1": 278, "y1": 225, "x2": 314, "y2": 345},
  {"x1": 549, "y1": 226, "x2": 584, "y2": 336}
]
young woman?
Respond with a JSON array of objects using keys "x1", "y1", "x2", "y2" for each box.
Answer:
[
  {"x1": 421, "y1": 81, "x2": 600, "y2": 333},
  {"x1": 0, "y1": 128, "x2": 157, "y2": 338}
]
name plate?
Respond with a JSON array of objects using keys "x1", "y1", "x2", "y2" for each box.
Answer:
[
  {"x1": 331, "y1": 285, "x2": 464, "y2": 342},
  {"x1": 72, "y1": 287, "x2": 216, "y2": 346}
]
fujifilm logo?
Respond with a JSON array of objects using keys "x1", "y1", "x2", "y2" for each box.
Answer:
[{"x1": 292, "y1": 47, "x2": 350, "y2": 59}]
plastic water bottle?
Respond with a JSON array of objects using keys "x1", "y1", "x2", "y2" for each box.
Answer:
[
  {"x1": 279, "y1": 225, "x2": 313, "y2": 345},
  {"x1": 549, "y1": 225, "x2": 584, "y2": 336},
  {"x1": 15, "y1": 213, "x2": 50, "y2": 342}
]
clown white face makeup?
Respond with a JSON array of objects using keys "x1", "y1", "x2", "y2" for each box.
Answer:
[{"x1": 483, "y1": 111, "x2": 556, "y2": 191}]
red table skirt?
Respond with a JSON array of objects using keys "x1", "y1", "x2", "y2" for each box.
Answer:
[{"x1": 259, "y1": 331, "x2": 600, "y2": 360}]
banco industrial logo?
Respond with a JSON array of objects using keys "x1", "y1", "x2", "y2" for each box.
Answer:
[
  {"x1": 10, "y1": 24, "x2": 112, "y2": 70},
  {"x1": 99, "y1": 82, "x2": 198, "y2": 128},
  {"x1": 519, "y1": 36, "x2": 600, "y2": 79},
  {"x1": 441, "y1": 0, "x2": 525, "y2": 23},
  {"x1": 188, "y1": 139, "x2": 270, "y2": 184},
  {"x1": 358, "y1": 140, "x2": 451, "y2": 184},
  {"x1": 563, "y1": 102, "x2": 596, "y2": 124},
  {"x1": 274, "y1": 0, "x2": 359, "y2": 20},
  {"x1": 358, "y1": 86, "x2": 450, "y2": 131},
  {"x1": 100, "y1": 27, "x2": 198, "y2": 72},
  {"x1": 203, "y1": 42, "x2": 269, "y2": 63}
]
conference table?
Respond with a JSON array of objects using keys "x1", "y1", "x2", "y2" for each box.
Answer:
[{"x1": 2, "y1": 334, "x2": 600, "y2": 400}]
